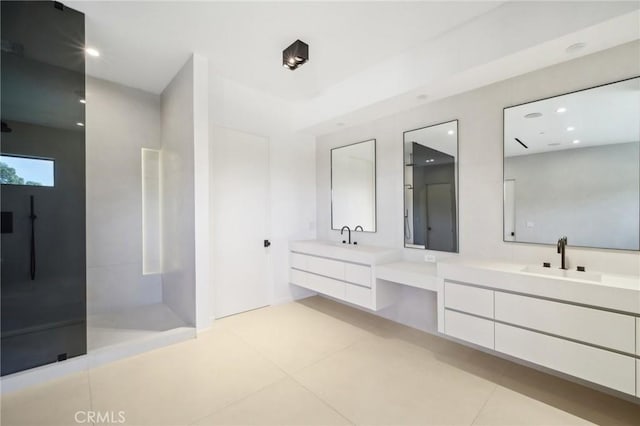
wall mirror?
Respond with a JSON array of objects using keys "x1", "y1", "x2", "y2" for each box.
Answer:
[
  {"x1": 503, "y1": 77, "x2": 640, "y2": 251},
  {"x1": 331, "y1": 139, "x2": 376, "y2": 232},
  {"x1": 403, "y1": 120, "x2": 458, "y2": 252}
]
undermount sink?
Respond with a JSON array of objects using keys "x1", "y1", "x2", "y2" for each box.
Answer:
[{"x1": 520, "y1": 265, "x2": 602, "y2": 283}]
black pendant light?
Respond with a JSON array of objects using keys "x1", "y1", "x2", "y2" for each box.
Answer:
[{"x1": 282, "y1": 39, "x2": 308, "y2": 70}]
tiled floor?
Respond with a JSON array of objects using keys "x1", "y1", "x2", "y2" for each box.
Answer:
[{"x1": 2, "y1": 296, "x2": 639, "y2": 426}]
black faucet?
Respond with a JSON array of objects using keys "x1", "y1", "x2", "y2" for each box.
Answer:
[
  {"x1": 557, "y1": 236, "x2": 568, "y2": 270},
  {"x1": 352, "y1": 225, "x2": 364, "y2": 245},
  {"x1": 340, "y1": 226, "x2": 351, "y2": 244}
]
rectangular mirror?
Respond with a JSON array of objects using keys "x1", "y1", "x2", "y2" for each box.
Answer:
[
  {"x1": 503, "y1": 77, "x2": 640, "y2": 251},
  {"x1": 404, "y1": 120, "x2": 458, "y2": 252},
  {"x1": 331, "y1": 139, "x2": 376, "y2": 232}
]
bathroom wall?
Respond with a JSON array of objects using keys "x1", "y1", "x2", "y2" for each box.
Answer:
[
  {"x1": 207, "y1": 72, "x2": 317, "y2": 313},
  {"x1": 315, "y1": 41, "x2": 640, "y2": 332},
  {"x1": 160, "y1": 57, "x2": 197, "y2": 326},
  {"x1": 86, "y1": 76, "x2": 162, "y2": 315}
]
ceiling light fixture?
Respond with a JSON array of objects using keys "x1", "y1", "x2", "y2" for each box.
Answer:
[
  {"x1": 85, "y1": 47, "x2": 100, "y2": 57},
  {"x1": 76, "y1": 122, "x2": 84, "y2": 127},
  {"x1": 556, "y1": 107, "x2": 566, "y2": 113},
  {"x1": 567, "y1": 126, "x2": 575, "y2": 131},
  {"x1": 79, "y1": 99, "x2": 86, "y2": 104},
  {"x1": 447, "y1": 130, "x2": 454, "y2": 135},
  {"x1": 282, "y1": 39, "x2": 308, "y2": 71},
  {"x1": 572, "y1": 139, "x2": 580, "y2": 144}
]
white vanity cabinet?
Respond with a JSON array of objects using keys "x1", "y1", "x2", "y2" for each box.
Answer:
[
  {"x1": 441, "y1": 278, "x2": 638, "y2": 397},
  {"x1": 289, "y1": 241, "x2": 399, "y2": 310}
]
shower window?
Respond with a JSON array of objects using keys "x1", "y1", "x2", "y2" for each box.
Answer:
[{"x1": 0, "y1": 154, "x2": 54, "y2": 187}]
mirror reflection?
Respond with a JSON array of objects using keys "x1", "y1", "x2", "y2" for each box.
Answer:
[
  {"x1": 404, "y1": 120, "x2": 458, "y2": 252},
  {"x1": 331, "y1": 139, "x2": 376, "y2": 232},
  {"x1": 503, "y1": 77, "x2": 640, "y2": 250}
]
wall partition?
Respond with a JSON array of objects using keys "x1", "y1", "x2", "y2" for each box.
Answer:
[{"x1": 1, "y1": 1, "x2": 86, "y2": 375}]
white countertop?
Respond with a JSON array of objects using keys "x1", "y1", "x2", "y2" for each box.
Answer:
[
  {"x1": 289, "y1": 240, "x2": 400, "y2": 265},
  {"x1": 376, "y1": 261, "x2": 439, "y2": 291},
  {"x1": 438, "y1": 258, "x2": 640, "y2": 315}
]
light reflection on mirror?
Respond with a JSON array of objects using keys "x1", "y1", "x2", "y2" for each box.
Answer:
[
  {"x1": 331, "y1": 139, "x2": 376, "y2": 232},
  {"x1": 503, "y1": 77, "x2": 640, "y2": 250},
  {"x1": 404, "y1": 120, "x2": 458, "y2": 252}
]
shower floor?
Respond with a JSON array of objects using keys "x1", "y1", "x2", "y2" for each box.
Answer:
[{"x1": 87, "y1": 303, "x2": 191, "y2": 351}]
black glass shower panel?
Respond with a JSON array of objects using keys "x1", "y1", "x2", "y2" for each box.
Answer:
[{"x1": 1, "y1": 1, "x2": 86, "y2": 375}]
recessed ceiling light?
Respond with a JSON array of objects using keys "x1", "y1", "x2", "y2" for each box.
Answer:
[
  {"x1": 572, "y1": 139, "x2": 580, "y2": 144},
  {"x1": 425, "y1": 159, "x2": 435, "y2": 163},
  {"x1": 447, "y1": 130, "x2": 454, "y2": 135},
  {"x1": 85, "y1": 47, "x2": 100, "y2": 57},
  {"x1": 566, "y1": 42, "x2": 586, "y2": 54},
  {"x1": 79, "y1": 99, "x2": 86, "y2": 104},
  {"x1": 76, "y1": 122, "x2": 84, "y2": 127},
  {"x1": 566, "y1": 126, "x2": 575, "y2": 131},
  {"x1": 556, "y1": 107, "x2": 567, "y2": 113},
  {"x1": 524, "y1": 112, "x2": 543, "y2": 119}
]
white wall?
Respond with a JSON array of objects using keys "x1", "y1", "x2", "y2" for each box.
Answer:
[
  {"x1": 315, "y1": 41, "x2": 640, "y2": 333},
  {"x1": 160, "y1": 58, "x2": 196, "y2": 325},
  {"x1": 207, "y1": 73, "x2": 317, "y2": 311},
  {"x1": 86, "y1": 77, "x2": 162, "y2": 315}
]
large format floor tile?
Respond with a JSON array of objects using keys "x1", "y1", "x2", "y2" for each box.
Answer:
[
  {"x1": 293, "y1": 335, "x2": 497, "y2": 425},
  {"x1": 217, "y1": 301, "x2": 372, "y2": 373},
  {"x1": 0, "y1": 371, "x2": 92, "y2": 426},
  {"x1": 89, "y1": 328, "x2": 285, "y2": 426},
  {"x1": 191, "y1": 377, "x2": 352, "y2": 426},
  {"x1": 3, "y1": 296, "x2": 640, "y2": 426}
]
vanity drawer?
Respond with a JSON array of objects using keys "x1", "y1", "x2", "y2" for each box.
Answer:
[
  {"x1": 636, "y1": 318, "x2": 639, "y2": 355},
  {"x1": 444, "y1": 310, "x2": 494, "y2": 349},
  {"x1": 444, "y1": 281, "x2": 494, "y2": 318},
  {"x1": 344, "y1": 284, "x2": 372, "y2": 308},
  {"x1": 290, "y1": 252, "x2": 308, "y2": 270},
  {"x1": 289, "y1": 268, "x2": 307, "y2": 286},
  {"x1": 495, "y1": 292, "x2": 635, "y2": 354},
  {"x1": 344, "y1": 263, "x2": 371, "y2": 287},
  {"x1": 304, "y1": 271, "x2": 345, "y2": 300},
  {"x1": 305, "y1": 256, "x2": 345, "y2": 280},
  {"x1": 495, "y1": 323, "x2": 636, "y2": 395}
]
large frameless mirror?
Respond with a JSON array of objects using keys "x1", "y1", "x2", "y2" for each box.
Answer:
[
  {"x1": 331, "y1": 139, "x2": 376, "y2": 232},
  {"x1": 503, "y1": 77, "x2": 640, "y2": 251},
  {"x1": 404, "y1": 120, "x2": 459, "y2": 252}
]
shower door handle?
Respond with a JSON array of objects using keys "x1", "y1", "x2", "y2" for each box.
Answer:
[{"x1": 29, "y1": 195, "x2": 37, "y2": 280}]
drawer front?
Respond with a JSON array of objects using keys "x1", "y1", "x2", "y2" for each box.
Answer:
[
  {"x1": 444, "y1": 282, "x2": 494, "y2": 318},
  {"x1": 290, "y1": 252, "x2": 308, "y2": 270},
  {"x1": 306, "y1": 256, "x2": 345, "y2": 280},
  {"x1": 495, "y1": 292, "x2": 636, "y2": 354},
  {"x1": 344, "y1": 284, "x2": 372, "y2": 308},
  {"x1": 305, "y1": 271, "x2": 345, "y2": 300},
  {"x1": 637, "y1": 360, "x2": 640, "y2": 398},
  {"x1": 444, "y1": 310, "x2": 494, "y2": 349},
  {"x1": 289, "y1": 268, "x2": 307, "y2": 287},
  {"x1": 344, "y1": 263, "x2": 371, "y2": 287},
  {"x1": 637, "y1": 318, "x2": 639, "y2": 355},
  {"x1": 495, "y1": 323, "x2": 636, "y2": 395}
]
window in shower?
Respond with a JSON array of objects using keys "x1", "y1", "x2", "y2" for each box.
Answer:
[{"x1": 0, "y1": 154, "x2": 54, "y2": 187}]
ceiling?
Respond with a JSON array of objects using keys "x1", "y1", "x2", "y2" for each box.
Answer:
[
  {"x1": 504, "y1": 77, "x2": 640, "y2": 157},
  {"x1": 68, "y1": 1, "x2": 504, "y2": 100}
]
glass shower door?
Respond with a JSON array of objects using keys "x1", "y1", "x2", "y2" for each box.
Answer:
[{"x1": 1, "y1": 1, "x2": 86, "y2": 375}]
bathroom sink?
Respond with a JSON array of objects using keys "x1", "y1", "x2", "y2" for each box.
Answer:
[{"x1": 520, "y1": 265, "x2": 602, "y2": 283}]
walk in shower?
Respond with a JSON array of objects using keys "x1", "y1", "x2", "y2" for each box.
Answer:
[{"x1": 1, "y1": 0, "x2": 87, "y2": 375}]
